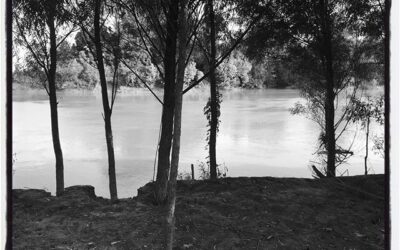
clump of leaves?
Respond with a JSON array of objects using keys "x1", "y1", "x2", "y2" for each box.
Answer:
[
  {"x1": 198, "y1": 161, "x2": 210, "y2": 180},
  {"x1": 372, "y1": 134, "x2": 384, "y2": 158},
  {"x1": 347, "y1": 95, "x2": 384, "y2": 126}
]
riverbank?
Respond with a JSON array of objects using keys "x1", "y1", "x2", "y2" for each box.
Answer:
[{"x1": 13, "y1": 174, "x2": 385, "y2": 249}]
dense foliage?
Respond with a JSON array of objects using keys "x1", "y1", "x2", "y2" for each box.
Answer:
[
  {"x1": 14, "y1": 45, "x2": 302, "y2": 89},
  {"x1": 13, "y1": 1, "x2": 384, "y2": 92}
]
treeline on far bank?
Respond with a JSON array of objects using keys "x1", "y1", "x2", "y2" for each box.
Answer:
[{"x1": 14, "y1": 40, "x2": 358, "y2": 90}]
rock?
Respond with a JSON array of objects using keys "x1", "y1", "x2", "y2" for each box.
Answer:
[
  {"x1": 62, "y1": 185, "x2": 96, "y2": 199},
  {"x1": 137, "y1": 182, "x2": 155, "y2": 203},
  {"x1": 13, "y1": 189, "x2": 51, "y2": 201},
  {"x1": 137, "y1": 182, "x2": 154, "y2": 197}
]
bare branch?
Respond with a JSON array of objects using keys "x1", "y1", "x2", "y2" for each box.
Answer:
[
  {"x1": 184, "y1": 32, "x2": 198, "y2": 67},
  {"x1": 132, "y1": 8, "x2": 164, "y2": 60},
  {"x1": 14, "y1": 17, "x2": 50, "y2": 81},
  {"x1": 196, "y1": 36, "x2": 210, "y2": 63},
  {"x1": 80, "y1": 31, "x2": 98, "y2": 64},
  {"x1": 130, "y1": 8, "x2": 165, "y2": 81},
  {"x1": 122, "y1": 59, "x2": 164, "y2": 105},
  {"x1": 108, "y1": 44, "x2": 164, "y2": 106}
]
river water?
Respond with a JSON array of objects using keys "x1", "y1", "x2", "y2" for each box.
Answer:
[{"x1": 13, "y1": 87, "x2": 384, "y2": 198}]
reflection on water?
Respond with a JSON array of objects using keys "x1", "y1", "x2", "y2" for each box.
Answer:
[{"x1": 13, "y1": 88, "x2": 384, "y2": 198}]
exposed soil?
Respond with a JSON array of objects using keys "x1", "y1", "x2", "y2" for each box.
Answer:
[{"x1": 12, "y1": 175, "x2": 385, "y2": 249}]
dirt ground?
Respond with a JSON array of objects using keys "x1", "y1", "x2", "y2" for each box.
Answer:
[{"x1": 12, "y1": 175, "x2": 385, "y2": 249}]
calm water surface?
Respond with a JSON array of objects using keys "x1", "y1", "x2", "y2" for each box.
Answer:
[{"x1": 13, "y1": 87, "x2": 384, "y2": 198}]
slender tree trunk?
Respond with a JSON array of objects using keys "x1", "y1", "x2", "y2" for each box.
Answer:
[
  {"x1": 47, "y1": 4, "x2": 64, "y2": 196},
  {"x1": 165, "y1": 1, "x2": 188, "y2": 248},
  {"x1": 208, "y1": 0, "x2": 218, "y2": 180},
  {"x1": 155, "y1": 0, "x2": 179, "y2": 204},
  {"x1": 325, "y1": 59, "x2": 336, "y2": 177},
  {"x1": 94, "y1": 0, "x2": 118, "y2": 201},
  {"x1": 320, "y1": 0, "x2": 336, "y2": 177},
  {"x1": 105, "y1": 115, "x2": 117, "y2": 201},
  {"x1": 364, "y1": 117, "x2": 370, "y2": 175}
]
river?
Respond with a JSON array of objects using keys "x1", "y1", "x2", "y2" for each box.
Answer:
[{"x1": 12, "y1": 87, "x2": 384, "y2": 198}]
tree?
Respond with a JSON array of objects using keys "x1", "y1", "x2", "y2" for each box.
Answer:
[
  {"x1": 117, "y1": 0, "x2": 258, "y2": 244},
  {"x1": 288, "y1": 33, "x2": 382, "y2": 175},
  {"x1": 348, "y1": 95, "x2": 384, "y2": 174},
  {"x1": 116, "y1": 0, "x2": 258, "y2": 202},
  {"x1": 165, "y1": 2, "x2": 189, "y2": 247},
  {"x1": 282, "y1": 0, "x2": 339, "y2": 177},
  {"x1": 195, "y1": 0, "x2": 259, "y2": 180},
  {"x1": 207, "y1": 0, "x2": 218, "y2": 180},
  {"x1": 119, "y1": 0, "x2": 195, "y2": 245},
  {"x1": 71, "y1": 0, "x2": 122, "y2": 201},
  {"x1": 241, "y1": 0, "x2": 384, "y2": 176},
  {"x1": 13, "y1": 0, "x2": 74, "y2": 196},
  {"x1": 345, "y1": 5, "x2": 388, "y2": 228},
  {"x1": 114, "y1": 0, "x2": 181, "y2": 204},
  {"x1": 155, "y1": 0, "x2": 180, "y2": 204}
]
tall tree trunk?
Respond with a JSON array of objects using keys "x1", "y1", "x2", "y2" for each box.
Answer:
[
  {"x1": 320, "y1": 0, "x2": 336, "y2": 177},
  {"x1": 364, "y1": 117, "x2": 370, "y2": 175},
  {"x1": 165, "y1": 1, "x2": 188, "y2": 248},
  {"x1": 47, "y1": 3, "x2": 64, "y2": 196},
  {"x1": 94, "y1": 0, "x2": 118, "y2": 201},
  {"x1": 383, "y1": 1, "x2": 390, "y2": 248},
  {"x1": 208, "y1": 0, "x2": 218, "y2": 180},
  {"x1": 155, "y1": 0, "x2": 179, "y2": 204}
]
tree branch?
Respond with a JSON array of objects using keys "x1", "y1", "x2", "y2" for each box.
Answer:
[
  {"x1": 56, "y1": 26, "x2": 78, "y2": 48},
  {"x1": 183, "y1": 15, "x2": 261, "y2": 94},
  {"x1": 131, "y1": 8, "x2": 165, "y2": 81},
  {"x1": 15, "y1": 17, "x2": 50, "y2": 84},
  {"x1": 115, "y1": 53, "x2": 164, "y2": 106}
]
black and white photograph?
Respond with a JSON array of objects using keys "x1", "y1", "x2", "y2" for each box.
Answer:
[{"x1": 2, "y1": 0, "x2": 398, "y2": 249}]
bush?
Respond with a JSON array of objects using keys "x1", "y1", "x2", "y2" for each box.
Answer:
[
  {"x1": 177, "y1": 172, "x2": 192, "y2": 181},
  {"x1": 198, "y1": 161, "x2": 228, "y2": 180}
]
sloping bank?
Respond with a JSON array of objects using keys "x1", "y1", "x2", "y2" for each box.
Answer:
[{"x1": 12, "y1": 175, "x2": 385, "y2": 249}]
